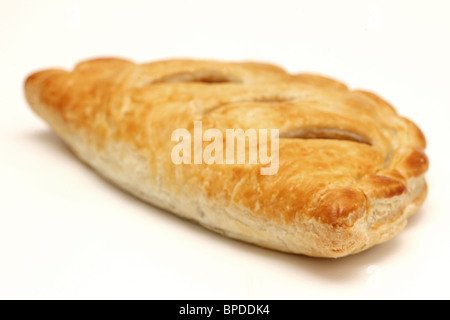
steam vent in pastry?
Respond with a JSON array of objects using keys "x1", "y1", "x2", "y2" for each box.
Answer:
[{"x1": 25, "y1": 58, "x2": 428, "y2": 258}]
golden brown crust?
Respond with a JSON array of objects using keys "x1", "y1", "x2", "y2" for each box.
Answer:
[{"x1": 24, "y1": 58, "x2": 429, "y2": 258}]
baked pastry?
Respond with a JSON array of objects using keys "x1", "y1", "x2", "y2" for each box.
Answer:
[{"x1": 24, "y1": 58, "x2": 428, "y2": 258}]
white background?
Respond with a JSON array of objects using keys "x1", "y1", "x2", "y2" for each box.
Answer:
[{"x1": 1, "y1": 0, "x2": 449, "y2": 299}]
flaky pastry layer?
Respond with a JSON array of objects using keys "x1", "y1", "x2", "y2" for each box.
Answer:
[{"x1": 25, "y1": 58, "x2": 428, "y2": 257}]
